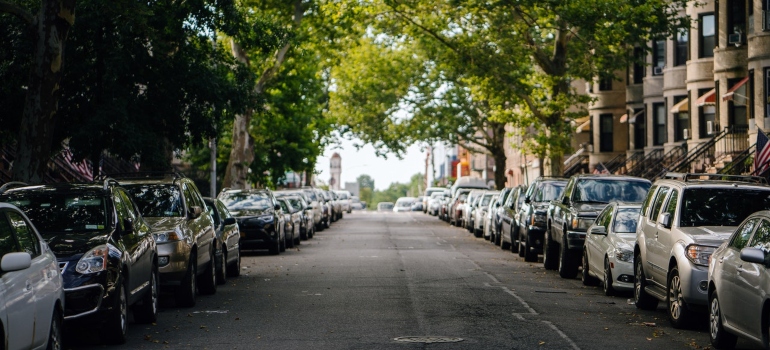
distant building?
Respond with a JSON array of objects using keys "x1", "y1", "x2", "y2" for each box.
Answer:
[
  {"x1": 330, "y1": 153, "x2": 341, "y2": 190},
  {"x1": 344, "y1": 182, "x2": 359, "y2": 197}
]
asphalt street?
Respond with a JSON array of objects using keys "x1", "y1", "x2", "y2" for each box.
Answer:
[{"x1": 67, "y1": 211, "x2": 760, "y2": 349}]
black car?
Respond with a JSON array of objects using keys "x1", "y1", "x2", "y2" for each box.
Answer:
[
  {"x1": 516, "y1": 177, "x2": 567, "y2": 262},
  {"x1": 0, "y1": 180, "x2": 158, "y2": 344},
  {"x1": 498, "y1": 185, "x2": 527, "y2": 249},
  {"x1": 218, "y1": 188, "x2": 285, "y2": 254}
]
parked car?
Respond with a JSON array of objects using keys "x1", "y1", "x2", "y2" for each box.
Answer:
[
  {"x1": 315, "y1": 189, "x2": 332, "y2": 229},
  {"x1": 328, "y1": 190, "x2": 343, "y2": 221},
  {"x1": 491, "y1": 187, "x2": 513, "y2": 241},
  {"x1": 394, "y1": 197, "x2": 415, "y2": 212},
  {"x1": 301, "y1": 187, "x2": 323, "y2": 230},
  {"x1": 275, "y1": 191, "x2": 314, "y2": 239},
  {"x1": 411, "y1": 197, "x2": 424, "y2": 211},
  {"x1": 546, "y1": 174, "x2": 650, "y2": 279},
  {"x1": 277, "y1": 197, "x2": 302, "y2": 248},
  {"x1": 498, "y1": 185, "x2": 527, "y2": 249},
  {"x1": 377, "y1": 202, "x2": 394, "y2": 211},
  {"x1": 427, "y1": 191, "x2": 446, "y2": 216},
  {"x1": 0, "y1": 180, "x2": 159, "y2": 343},
  {"x1": 422, "y1": 187, "x2": 446, "y2": 213},
  {"x1": 219, "y1": 189, "x2": 286, "y2": 255},
  {"x1": 472, "y1": 191, "x2": 499, "y2": 237},
  {"x1": 462, "y1": 190, "x2": 485, "y2": 232},
  {"x1": 448, "y1": 189, "x2": 472, "y2": 226},
  {"x1": 350, "y1": 196, "x2": 365, "y2": 210},
  {"x1": 117, "y1": 173, "x2": 218, "y2": 307},
  {"x1": 203, "y1": 197, "x2": 241, "y2": 283},
  {"x1": 583, "y1": 201, "x2": 641, "y2": 295},
  {"x1": 517, "y1": 177, "x2": 567, "y2": 261},
  {"x1": 483, "y1": 197, "x2": 497, "y2": 240},
  {"x1": 634, "y1": 173, "x2": 770, "y2": 328},
  {"x1": 708, "y1": 209, "x2": 770, "y2": 349},
  {"x1": 0, "y1": 202, "x2": 64, "y2": 349},
  {"x1": 335, "y1": 190, "x2": 353, "y2": 213}
]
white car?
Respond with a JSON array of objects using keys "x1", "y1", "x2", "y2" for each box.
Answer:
[
  {"x1": 0, "y1": 202, "x2": 64, "y2": 350},
  {"x1": 335, "y1": 190, "x2": 353, "y2": 213},
  {"x1": 583, "y1": 202, "x2": 641, "y2": 295},
  {"x1": 393, "y1": 197, "x2": 415, "y2": 212},
  {"x1": 473, "y1": 191, "x2": 499, "y2": 237}
]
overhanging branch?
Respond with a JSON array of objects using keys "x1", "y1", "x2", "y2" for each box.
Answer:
[{"x1": 0, "y1": 1, "x2": 34, "y2": 26}]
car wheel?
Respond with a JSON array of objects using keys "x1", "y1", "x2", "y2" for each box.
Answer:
[
  {"x1": 709, "y1": 290, "x2": 738, "y2": 349},
  {"x1": 633, "y1": 253, "x2": 659, "y2": 310},
  {"x1": 269, "y1": 235, "x2": 281, "y2": 255},
  {"x1": 294, "y1": 230, "x2": 301, "y2": 246},
  {"x1": 603, "y1": 257, "x2": 614, "y2": 296},
  {"x1": 523, "y1": 234, "x2": 538, "y2": 262},
  {"x1": 280, "y1": 231, "x2": 287, "y2": 252},
  {"x1": 558, "y1": 237, "x2": 579, "y2": 279},
  {"x1": 216, "y1": 247, "x2": 227, "y2": 285},
  {"x1": 581, "y1": 249, "x2": 598, "y2": 286},
  {"x1": 46, "y1": 308, "x2": 62, "y2": 350},
  {"x1": 668, "y1": 266, "x2": 692, "y2": 328},
  {"x1": 325, "y1": 217, "x2": 330, "y2": 229},
  {"x1": 308, "y1": 226, "x2": 314, "y2": 239},
  {"x1": 133, "y1": 266, "x2": 159, "y2": 323},
  {"x1": 543, "y1": 229, "x2": 559, "y2": 270},
  {"x1": 104, "y1": 281, "x2": 128, "y2": 344},
  {"x1": 177, "y1": 256, "x2": 197, "y2": 307},
  {"x1": 510, "y1": 225, "x2": 519, "y2": 254},
  {"x1": 198, "y1": 249, "x2": 218, "y2": 295},
  {"x1": 227, "y1": 248, "x2": 241, "y2": 277}
]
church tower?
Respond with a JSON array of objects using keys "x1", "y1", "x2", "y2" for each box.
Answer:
[{"x1": 330, "y1": 153, "x2": 341, "y2": 190}]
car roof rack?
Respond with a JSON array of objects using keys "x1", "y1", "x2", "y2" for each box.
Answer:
[
  {"x1": 534, "y1": 176, "x2": 568, "y2": 180},
  {"x1": 102, "y1": 178, "x2": 120, "y2": 191},
  {"x1": 0, "y1": 182, "x2": 29, "y2": 194},
  {"x1": 661, "y1": 172, "x2": 768, "y2": 184},
  {"x1": 97, "y1": 171, "x2": 185, "y2": 180}
]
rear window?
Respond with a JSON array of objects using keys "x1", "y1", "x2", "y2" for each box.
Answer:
[
  {"x1": 124, "y1": 184, "x2": 185, "y2": 218},
  {"x1": 219, "y1": 191, "x2": 273, "y2": 210},
  {"x1": 534, "y1": 182, "x2": 566, "y2": 202},
  {"x1": 573, "y1": 179, "x2": 651, "y2": 203},
  {"x1": 2, "y1": 192, "x2": 109, "y2": 232},
  {"x1": 680, "y1": 187, "x2": 770, "y2": 227}
]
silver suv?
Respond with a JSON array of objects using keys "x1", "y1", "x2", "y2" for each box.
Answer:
[{"x1": 633, "y1": 173, "x2": 770, "y2": 328}]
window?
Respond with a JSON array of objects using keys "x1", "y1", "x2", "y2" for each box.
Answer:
[
  {"x1": 0, "y1": 213, "x2": 17, "y2": 257},
  {"x1": 600, "y1": 114, "x2": 614, "y2": 152},
  {"x1": 728, "y1": 77, "x2": 748, "y2": 127},
  {"x1": 675, "y1": 28, "x2": 688, "y2": 66},
  {"x1": 765, "y1": 68, "x2": 770, "y2": 119},
  {"x1": 664, "y1": 189, "x2": 679, "y2": 219},
  {"x1": 8, "y1": 212, "x2": 40, "y2": 258},
  {"x1": 730, "y1": 217, "x2": 759, "y2": 250},
  {"x1": 599, "y1": 77, "x2": 613, "y2": 91},
  {"x1": 650, "y1": 187, "x2": 671, "y2": 223},
  {"x1": 673, "y1": 95, "x2": 689, "y2": 141},
  {"x1": 597, "y1": 205, "x2": 614, "y2": 229},
  {"x1": 698, "y1": 88, "x2": 716, "y2": 137},
  {"x1": 700, "y1": 14, "x2": 715, "y2": 58},
  {"x1": 653, "y1": 39, "x2": 665, "y2": 74},
  {"x1": 653, "y1": 102, "x2": 667, "y2": 145},
  {"x1": 634, "y1": 108, "x2": 646, "y2": 149},
  {"x1": 640, "y1": 185, "x2": 658, "y2": 218},
  {"x1": 727, "y1": 0, "x2": 747, "y2": 39},
  {"x1": 680, "y1": 188, "x2": 770, "y2": 227},
  {"x1": 749, "y1": 219, "x2": 770, "y2": 251},
  {"x1": 632, "y1": 47, "x2": 645, "y2": 84},
  {"x1": 614, "y1": 207, "x2": 641, "y2": 233}
]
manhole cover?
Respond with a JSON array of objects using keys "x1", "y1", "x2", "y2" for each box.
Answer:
[{"x1": 393, "y1": 336, "x2": 464, "y2": 343}]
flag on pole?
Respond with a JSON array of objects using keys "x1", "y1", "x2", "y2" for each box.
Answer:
[
  {"x1": 756, "y1": 128, "x2": 770, "y2": 174},
  {"x1": 593, "y1": 162, "x2": 610, "y2": 175}
]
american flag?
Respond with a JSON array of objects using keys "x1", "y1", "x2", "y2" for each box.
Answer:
[
  {"x1": 756, "y1": 128, "x2": 770, "y2": 174},
  {"x1": 593, "y1": 162, "x2": 610, "y2": 175}
]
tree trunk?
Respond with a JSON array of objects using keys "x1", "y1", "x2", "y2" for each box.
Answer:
[
  {"x1": 10, "y1": 0, "x2": 76, "y2": 183},
  {"x1": 492, "y1": 150, "x2": 507, "y2": 190}
]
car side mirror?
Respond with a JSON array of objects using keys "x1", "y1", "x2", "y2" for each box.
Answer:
[
  {"x1": 589, "y1": 225, "x2": 607, "y2": 235},
  {"x1": 524, "y1": 196, "x2": 531, "y2": 204},
  {"x1": 658, "y1": 212, "x2": 671, "y2": 229},
  {"x1": 1, "y1": 252, "x2": 31, "y2": 272},
  {"x1": 223, "y1": 217, "x2": 236, "y2": 226},
  {"x1": 562, "y1": 197, "x2": 570, "y2": 205},
  {"x1": 495, "y1": 201, "x2": 501, "y2": 208},
  {"x1": 274, "y1": 204, "x2": 281, "y2": 211},
  {"x1": 188, "y1": 206, "x2": 202, "y2": 219},
  {"x1": 740, "y1": 247, "x2": 767, "y2": 265},
  {"x1": 122, "y1": 218, "x2": 135, "y2": 234}
]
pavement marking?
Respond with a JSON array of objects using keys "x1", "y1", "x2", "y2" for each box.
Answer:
[
  {"x1": 542, "y1": 320, "x2": 581, "y2": 350},
  {"x1": 483, "y1": 271, "x2": 500, "y2": 284},
  {"x1": 512, "y1": 313, "x2": 526, "y2": 321},
  {"x1": 501, "y1": 286, "x2": 537, "y2": 315}
]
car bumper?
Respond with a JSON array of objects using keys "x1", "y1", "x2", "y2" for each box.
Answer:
[
  {"x1": 240, "y1": 226, "x2": 280, "y2": 250},
  {"x1": 609, "y1": 258, "x2": 634, "y2": 291},
  {"x1": 525, "y1": 226, "x2": 546, "y2": 252},
  {"x1": 158, "y1": 240, "x2": 192, "y2": 286},
  {"x1": 679, "y1": 263, "x2": 709, "y2": 306},
  {"x1": 565, "y1": 230, "x2": 586, "y2": 250}
]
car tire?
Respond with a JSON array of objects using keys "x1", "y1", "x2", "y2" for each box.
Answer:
[
  {"x1": 104, "y1": 281, "x2": 128, "y2": 344},
  {"x1": 280, "y1": 231, "x2": 287, "y2": 253},
  {"x1": 46, "y1": 308, "x2": 62, "y2": 350},
  {"x1": 500, "y1": 229, "x2": 511, "y2": 250},
  {"x1": 227, "y1": 249, "x2": 241, "y2": 278},
  {"x1": 543, "y1": 228, "x2": 559, "y2": 270},
  {"x1": 633, "y1": 253, "x2": 659, "y2": 310},
  {"x1": 216, "y1": 248, "x2": 227, "y2": 285},
  {"x1": 581, "y1": 250, "x2": 598, "y2": 286},
  {"x1": 667, "y1": 266, "x2": 692, "y2": 328},
  {"x1": 308, "y1": 226, "x2": 315, "y2": 239},
  {"x1": 709, "y1": 290, "x2": 738, "y2": 349},
  {"x1": 198, "y1": 249, "x2": 218, "y2": 295},
  {"x1": 510, "y1": 225, "x2": 519, "y2": 254},
  {"x1": 558, "y1": 237, "x2": 579, "y2": 279},
  {"x1": 177, "y1": 257, "x2": 197, "y2": 307},
  {"x1": 294, "y1": 231, "x2": 301, "y2": 246},
  {"x1": 523, "y1": 234, "x2": 538, "y2": 262},
  {"x1": 133, "y1": 266, "x2": 159, "y2": 323},
  {"x1": 603, "y1": 257, "x2": 614, "y2": 296},
  {"x1": 325, "y1": 218, "x2": 330, "y2": 229}
]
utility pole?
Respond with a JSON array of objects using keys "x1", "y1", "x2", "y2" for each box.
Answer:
[{"x1": 210, "y1": 138, "x2": 217, "y2": 197}]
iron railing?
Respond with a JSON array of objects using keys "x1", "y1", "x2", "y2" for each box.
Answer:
[
  {"x1": 563, "y1": 154, "x2": 589, "y2": 177},
  {"x1": 604, "y1": 153, "x2": 627, "y2": 174}
]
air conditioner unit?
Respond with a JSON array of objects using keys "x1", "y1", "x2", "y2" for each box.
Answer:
[
  {"x1": 707, "y1": 121, "x2": 715, "y2": 135},
  {"x1": 653, "y1": 66, "x2": 664, "y2": 75},
  {"x1": 728, "y1": 33, "x2": 743, "y2": 46},
  {"x1": 683, "y1": 128, "x2": 690, "y2": 140}
]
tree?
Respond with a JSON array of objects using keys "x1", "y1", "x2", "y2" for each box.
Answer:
[{"x1": 356, "y1": 174, "x2": 374, "y2": 191}]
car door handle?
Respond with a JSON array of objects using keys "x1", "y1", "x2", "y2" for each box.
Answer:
[
  {"x1": 654, "y1": 233, "x2": 658, "y2": 240},
  {"x1": 718, "y1": 257, "x2": 724, "y2": 263},
  {"x1": 25, "y1": 281, "x2": 32, "y2": 292}
]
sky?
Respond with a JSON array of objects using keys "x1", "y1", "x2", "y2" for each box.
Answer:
[{"x1": 315, "y1": 137, "x2": 427, "y2": 191}]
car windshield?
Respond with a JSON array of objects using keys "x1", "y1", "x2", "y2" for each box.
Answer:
[
  {"x1": 534, "y1": 183, "x2": 565, "y2": 202},
  {"x1": 2, "y1": 192, "x2": 109, "y2": 232},
  {"x1": 379, "y1": 203, "x2": 394, "y2": 209},
  {"x1": 220, "y1": 192, "x2": 272, "y2": 210},
  {"x1": 480, "y1": 195, "x2": 492, "y2": 206},
  {"x1": 303, "y1": 190, "x2": 318, "y2": 201},
  {"x1": 680, "y1": 188, "x2": 770, "y2": 227},
  {"x1": 288, "y1": 198, "x2": 304, "y2": 210},
  {"x1": 573, "y1": 179, "x2": 650, "y2": 203},
  {"x1": 613, "y1": 208, "x2": 641, "y2": 234},
  {"x1": 337, "y1": 192, "x2": 349, "y2": 199},
  {"x1": 124, "y1": 184, "x2": 185, "y2": 217}
]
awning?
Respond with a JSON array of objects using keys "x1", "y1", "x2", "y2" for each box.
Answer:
[
  {"x1": 576, "y1": 119, "x2": 591, "y2": 133},
  {"x1": 670, "y1": 98, "x2": 689, "y2": 113},
  {"x1": 628, "y1": 110, "x2": 645, "y2": 124},
  {"x1": 722, "y1": 77, "x2": 749, "y2": 103},
  {"x1": 619, "y1": 113, "x2": 628, "y2": 123},
  {"x1": 696, "y1": 88, "x2": 716, "y2": 106}
]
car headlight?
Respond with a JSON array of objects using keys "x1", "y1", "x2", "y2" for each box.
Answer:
[
  {"x1": 614, "y1": 247, "x2": 634, "y2": 262},
  {"x1": 685, "y1": 244, "x2": 717, "y2": 266},
  {"x1": 76, "y1": 244, "x2": 120, "y2": 274},
  {"x1": 532, "y1": 213, "x2": 547, "y2": 225},
  {"x1": 258, "y1": 215, "x2": 274, "y2": 223},
  {"x1": 571, "y1": 217, "x2": 594, "y2": 230},
  {"x1": 154, "y1": 228, "x2": 182, "y2": 243}
]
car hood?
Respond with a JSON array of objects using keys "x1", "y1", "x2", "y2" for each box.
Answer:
[
  {"x1": 144, "y1": 217, "x2": 186, "y2": 232},
  {"x1": 574, "y1": 203, "x2": 609, "y2": 216},
  {"x1": 42, "y1": 231, "x2": 111, "y2": 257},
  {"x1": 229, "y1": 208, "x2": 270, "y2": 217},
  {"x1": 609, "y1": 233, "x2": 635, "y2": 250},
  {"x1": 676, "y1": 226, "x2": 735, "y2": 246}
]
